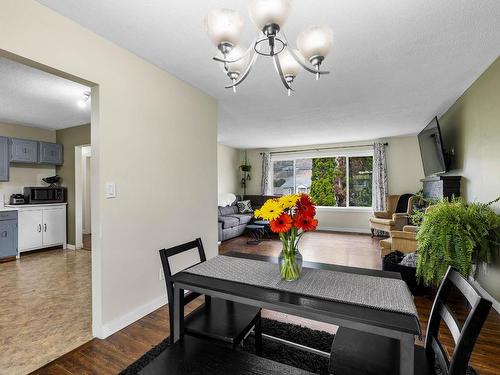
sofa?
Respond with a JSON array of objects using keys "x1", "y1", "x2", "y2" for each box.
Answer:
[{"x1": 218, "y1": 194, "x2": 277, "y2": 242}]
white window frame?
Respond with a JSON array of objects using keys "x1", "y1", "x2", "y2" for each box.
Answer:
[{"x1": 270, "y1": 149, "x2": 374, "y2": 210}]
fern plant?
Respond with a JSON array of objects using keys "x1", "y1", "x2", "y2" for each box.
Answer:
[{"x1": 416, "y1": 197, "x2": 500, "y2": 286}]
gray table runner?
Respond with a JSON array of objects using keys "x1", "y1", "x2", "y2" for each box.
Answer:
[{"x1": 185, "y1": 255, "x2": 418, "y2": 318}]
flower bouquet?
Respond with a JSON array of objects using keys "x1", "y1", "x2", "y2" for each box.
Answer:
[{"x1": 255, "y1": 194, "x2": 318, "y2": 281}]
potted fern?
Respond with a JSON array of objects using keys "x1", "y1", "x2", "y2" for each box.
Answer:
[{"x1": 416, "y1": 197, "x2": 500, "y2": 286}]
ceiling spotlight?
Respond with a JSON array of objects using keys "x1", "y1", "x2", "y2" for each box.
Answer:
[{"x1": 77, "y1": 91, "x2": 91, "y2": 108}]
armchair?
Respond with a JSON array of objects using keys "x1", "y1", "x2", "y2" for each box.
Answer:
[
  {"x1": 380, "y1": 225, "x2": 418, "y2": 258},
  {"x1": 369, "y1": 194, "x2": 415, "y2": 237}
]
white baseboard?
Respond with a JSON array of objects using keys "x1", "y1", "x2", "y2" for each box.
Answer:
[
  {"x1": 469, "y1": 277, "x2": 500, "y2": 313},
  {"x1": 317, "y1": 226, "x2": 371, "y2": 234},
  {"x1": 98, "y1": 295, "x2": 168, "y2": 339}
]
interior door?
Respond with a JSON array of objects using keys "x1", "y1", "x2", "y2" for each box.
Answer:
[
  {"x1": 42, "y1": 207, "x2": 66, "y2": 246},
  {"x1": 18, "y1": 209, "x2": 43, "y2": 251}
]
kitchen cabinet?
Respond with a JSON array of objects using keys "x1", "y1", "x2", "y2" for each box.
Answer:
[
  {"x1": 15, "y1": 204, "x2": 66, "y2": 252},
  {"x1": 0, "y1": 210, "x2": 18, "y2": 259},
  {"x1": 10, "y1": 138, "x2": 38, "y2": 163},
  {"x1": 0, "y1": 136, "x2": 9, "y2": 181},
  {"x1": 39, "y1": 142, "x2": 63, "y2": 165}
]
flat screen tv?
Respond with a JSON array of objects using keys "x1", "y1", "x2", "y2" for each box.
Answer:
[{"x1": 418, "y1": 117, "x2": 447, "y2": 176}]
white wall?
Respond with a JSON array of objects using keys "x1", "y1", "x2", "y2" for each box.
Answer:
[
  {"x1": 0, "y1": 0, "x2": 218, "y2": 338},
  {"x1": 245, "y1": 136, "x2": 424, "y2": 232},
  {"x1": 217, "y1": 143, "x2": 241, "y2": 195},
  {"x1": 0, "y1": 122, "x2": 56, "y2": 202}
]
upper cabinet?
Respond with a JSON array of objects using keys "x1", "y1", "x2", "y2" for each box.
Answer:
[
  {"x1": 0, "y1": 136, "x2": 9, "y2": 181},
  {"x1": 0, "y1": 137, "x2": 64, "y2": 181},
  {"x1": 10, "y1": 138, "x2": 38, "y2": 163},
  {"x1": 39, "y1": 142, "x2": 63, "y2": 165}
]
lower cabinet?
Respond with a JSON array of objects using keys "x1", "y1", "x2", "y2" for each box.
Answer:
[{"x1": 18, "y1": 205, "x2": 66, "y2": 252}]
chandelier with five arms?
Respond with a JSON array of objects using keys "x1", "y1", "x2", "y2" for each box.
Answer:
[{"x1": 204, "y1": 0, "x2": 333, "y2": 95}]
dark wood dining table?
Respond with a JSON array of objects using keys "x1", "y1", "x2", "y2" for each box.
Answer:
[{"x1": 172, "y1": 252, "x2": 420, "y2": 375}]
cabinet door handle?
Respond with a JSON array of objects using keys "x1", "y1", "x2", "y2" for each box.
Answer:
[
  {"x1": 38, "y1": 224, "x2": 42, "y2": 232},
  {"x1": 44, "y1": 224, "x2": 47, "y2": 232},
  {"x1": 1, "y1": 231, "x2": 7, "y2": 237}
]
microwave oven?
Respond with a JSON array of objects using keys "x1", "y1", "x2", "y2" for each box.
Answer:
[{"x1": 23, "y1": 187, "x2": 67, "y2": 204}]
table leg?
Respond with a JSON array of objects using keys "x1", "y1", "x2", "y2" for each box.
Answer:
[
  {"x1": 172, "y1": 285, "x2": 184, "y2": 343},
  {"x1": 399, "y1": 334, "x2": 414, "y2": 375}
]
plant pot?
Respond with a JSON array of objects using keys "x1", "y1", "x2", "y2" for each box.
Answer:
[{"x1": 278, "y1": 245, "x2": 303, "y2": 281}]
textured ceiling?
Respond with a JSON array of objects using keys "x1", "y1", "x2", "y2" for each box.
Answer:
[
  {"x1": 37, "y1": 0, "x2": 500, "y2": 148},
  {"x1": 0, "y1": 58, "x2": 90, "y2": 130}
]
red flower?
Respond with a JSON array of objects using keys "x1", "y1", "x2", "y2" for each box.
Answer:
[
  {"x1": 296, "y1": 194, "x2": 316, "y2": 217},
  {"x1": 270, "y1": 213, "x2": 293, "y2": 233},
  {"x1": 294, "y1": 214, "x2": 318, "y2": 231}
]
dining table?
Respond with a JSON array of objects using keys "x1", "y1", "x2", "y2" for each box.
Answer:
[{"x1": 172, "y1": 251, "x2": 421, "y2": 375}]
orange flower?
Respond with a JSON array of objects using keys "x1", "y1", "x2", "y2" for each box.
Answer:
[
  {"x1": 296, "y1": 194, "x2": 316, "y2": 217},
  {"x1": 270, "y1": 213, "x2": 293, "y2": 233},
  {"x1": 294, "y1": 214, "x2": 318, "y2": 231}
]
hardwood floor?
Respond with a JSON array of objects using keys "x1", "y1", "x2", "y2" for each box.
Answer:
[
  {"x1": 0, "y1": 248, "x2": 92, "y2": 375},
  {"x1": 30, "y1": 232, "x2": 500, "y2": 375},
  {"x1": 82, "y1": 234, "x2": 91, "y2": 251}
]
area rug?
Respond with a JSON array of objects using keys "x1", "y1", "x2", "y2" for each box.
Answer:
[{"x1": 119, "y1": 318, "x2": 476, "y2": 375}]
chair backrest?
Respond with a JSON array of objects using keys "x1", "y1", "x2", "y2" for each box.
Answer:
[
  {"x1": 159, "y1": 238, "x2": 207, "y2": 339},
  {"x1": 425, "y1": 266, "x2": 492, "y2": 375}
]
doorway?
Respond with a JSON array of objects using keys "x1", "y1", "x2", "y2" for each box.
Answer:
[{"x1": 75, "y1": 145, "x2": 92, "y2": 250}]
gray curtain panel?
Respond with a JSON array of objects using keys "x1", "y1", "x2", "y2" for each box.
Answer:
[
  {"x1": 372, "y1": 142, "x2": 388, "y2": 211},
  {"x1": 261, "y1": 151, "x2": 271, "y2": 195}
]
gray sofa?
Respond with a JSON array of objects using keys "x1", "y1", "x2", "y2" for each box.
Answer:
[
  {"x1": 218, "y1": 204, "x2": 253, "y2": 242},
  {"x1": 218, "y1": 195, "x2": 278, "y2": 242}
]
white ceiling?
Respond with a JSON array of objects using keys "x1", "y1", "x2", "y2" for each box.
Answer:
[
  {"x1": 37, "y1": 0, "x2": 500, "y2": 148},
  {"x1": 0, "y1": 58, "x2": 91, "y2": 130}
]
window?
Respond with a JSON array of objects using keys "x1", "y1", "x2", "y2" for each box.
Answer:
[{"x1": 272, "y1": 153, "x2": 373, "y2": 208}]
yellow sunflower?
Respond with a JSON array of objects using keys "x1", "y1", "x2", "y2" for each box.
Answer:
[
  {"x1": 256, "y1": 199, "x2": 283, "y2": 221},
  {"x1": 279, "y1": 194, "x2": 299, "y2": 210}
]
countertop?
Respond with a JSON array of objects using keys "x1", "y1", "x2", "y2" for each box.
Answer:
[{"x1": 4, "y1": 203, "x2": 67, "y2": 209}]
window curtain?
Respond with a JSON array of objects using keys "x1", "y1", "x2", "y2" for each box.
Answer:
[
  {"x1": 372, "y1": 143, "x2": 388, "y2": 211},
  {"x1": 261, "y1": 152, "x2": 271, "y2": 195}
]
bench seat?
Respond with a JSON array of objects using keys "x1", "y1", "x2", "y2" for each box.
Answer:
[{"x1": 139, "y1": 335, "x2": 313, "y2": 375}]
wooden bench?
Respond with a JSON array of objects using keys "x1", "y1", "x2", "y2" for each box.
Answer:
[{"x1": 138, "y1": 335, "x2": 314, "y2": 375}]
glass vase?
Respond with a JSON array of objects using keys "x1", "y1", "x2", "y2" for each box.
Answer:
[{"x1": 278, "y1": 240, "x2": 303, "y2": 281}]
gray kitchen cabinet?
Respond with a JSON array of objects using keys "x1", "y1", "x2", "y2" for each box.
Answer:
[
  {"x1": 0, "y1": 210, "x2": 18, "y2": 259},
  {"x1": 39, "y1": 142, "x2": 63, "y2": 165},
  {"x1": 0, "y1": 136, "x2": 8, "y2": 181},
  {"x1": 10, "y1": 138, "x2": 38, "y2": 163}
]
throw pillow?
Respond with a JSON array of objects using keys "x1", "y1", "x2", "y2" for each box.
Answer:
[
  {"x1": 237, "y1": 200, "x2": 253, "y2": 214},
  {"x1": 400, "y1": 252, "x2": 418, "y2": 268}
]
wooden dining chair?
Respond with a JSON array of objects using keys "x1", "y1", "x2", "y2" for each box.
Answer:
[
  {"x1": 159, "y1": 238, "x2": 262, "y2": 354},
  {"x1": 329, "y1": 266, "x2": 492, "y2": 375}
]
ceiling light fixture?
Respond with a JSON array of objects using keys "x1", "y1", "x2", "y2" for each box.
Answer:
[
  {"x1": 77, "y1": 91, "x2": 91, "y2": 109},
  {"x1": 204, "y1": 0, "x2": 333, "y2": 95}
]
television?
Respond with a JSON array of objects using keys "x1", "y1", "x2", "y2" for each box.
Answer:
[{"x1": 418, "y1": 117, "x2": 447, "y2": 176}]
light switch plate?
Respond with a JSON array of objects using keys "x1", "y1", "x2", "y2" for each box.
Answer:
[{"x1": 105, "y1": 182, "x2": 116, "y2": 198}]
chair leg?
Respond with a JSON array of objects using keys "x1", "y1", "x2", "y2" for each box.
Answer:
[
  {"x1": 370, "y1": 228, "x2": 374, "y2": 238},
  {"x1": 254, "y1": 312, "x2": 263, "y2": 356}
]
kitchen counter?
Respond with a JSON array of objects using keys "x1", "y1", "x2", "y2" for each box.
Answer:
[{"x1": 5, "y1": 203, "x2": 67, "y2": 209}]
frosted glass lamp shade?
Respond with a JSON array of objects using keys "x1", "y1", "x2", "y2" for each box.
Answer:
[
  {"x1": 279, "y1": 49, "x2": 302, "y2": 77},
  {"x1": 222, "y1": 46, "x2": 249, "y2": 76},
  {"x1": 204, "y1": 8, "x2": 244, "y2": 47},
  {"x1": 297, "y1": 26, "x2": 334, "y2": 62},
  {"x1": 248, "y1": 0, "x2": 292, "y2": 30}
]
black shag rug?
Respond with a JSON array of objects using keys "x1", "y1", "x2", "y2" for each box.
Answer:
[{"x1": 119, "y1": 318, "x2": 476, "y2": 375}]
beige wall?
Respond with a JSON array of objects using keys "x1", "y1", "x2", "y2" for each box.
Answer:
[
  {"x1": 245, "y1": 136, "x2": 424, "y2": 232},
  {"x1": 0, "y1": 0, "x2": 218, "y2": 337},
  {"x1": 56, "y1": 124, "x2": 91, "y2": 246},
  {"x1": 217, "y1": 143, "x2": 241, "y2": 195},
  {"x1": 439, "y1": 57, "x2": 500, "y2": 301},
  {"x1": 0, "y1": 122, "x2": 56, "y2": 202}
]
